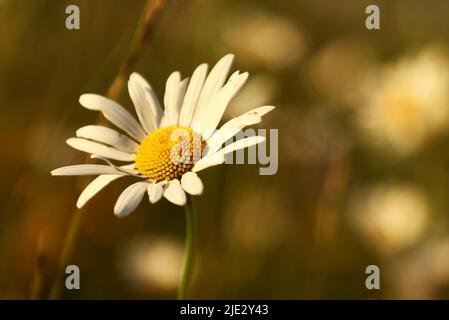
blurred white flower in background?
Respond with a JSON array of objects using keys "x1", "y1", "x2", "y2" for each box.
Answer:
[
  {"x1": 222, "y1": 13, "x2": 305, "y2": 70},
  {"x1": 305, "y1": 38, "x2": 374, "y2": 104},
  {"x1": 350, "y1": 183, "x2": 430, "y2": 253},
  {"x1": 118, "y1": 237, "x2": 183, "y2": 291},
  {"x1": 357, "y1": 47, "x2": 449, "y2": 155},
  {"x1": 390, "y1": 237, "x2": 449, "y2": 299}
]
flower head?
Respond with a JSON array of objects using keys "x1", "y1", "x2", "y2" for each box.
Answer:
[
  {"x1": 350, "y1": 183, "x2": 429, "y2": 253},
  {"x1": 51, "y1": 54, "x2": 274, "y2": 217},
  {"x1": 357, "y1": 47, "x2": 449, "y2": 155}
]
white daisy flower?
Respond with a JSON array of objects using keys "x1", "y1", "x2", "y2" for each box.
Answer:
[
  {"x1": 349, "y1": 183, "x2": 429, "y2": 253},
  {"x1": 51, "y1": 54, "x2": 275, "y2": 217},
  {"x1": 357, "y1": 47, "x2": 449, "y2": 155}
]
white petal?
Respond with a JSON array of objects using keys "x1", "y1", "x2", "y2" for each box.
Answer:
[
  {"x1": 192, "y1": 136, "x2": 264, "y2": 173},
  {"x1": 178, "y1": 78, "x2": 189, "y2": 108},
  {"x1": 161, "y1": 71, "x2": 182, "y2": 127},
  {"x1": 219, "y1": 135, "x2": 266, "y2": 155},
  {"x1": 77, "y1": 174, "x2": 123, "y2": 208},
  {"x1": 67, "y1": 138, "x2": 135, "y2": 162},
  {"x1": 76, "y1": 125, "x2": 139, "y2": 153},
  {"x1": 194, "y1": 54, "x2": 234, "y2": 122},
  {"x1": 192, "y1": 152, "x2": 225, "y2": 173},
  {"x1": 147, "y1": 181, "x2": 166, "y2": 203},
  {"x1": 51, "y1": 164, "x2": 122, "y2": 176},
  {"x1": 164, "y1": 77, "x2": 189, "y2": 126},
  {"x1": 205, "y1": 120, "x2": 258, "y2": 155},
  {"x1": 128, "y1": 73, "x2": 160, "y2": 133},
  {"x1": 129, "y1": 73, "x2": 163, "y2": 125},
  {"x1": 163, "y1": 179, "x2": 186, "y2": 206},
  {"x1": 200, "y1": 72, "x2": 249, "y2": 140},
  {"x1": 90, "y1": 156, "x2": 139, "y2": 176},
  {"x1": 79, "y1": 94, "x2": 146, "y2": 141},
  {"x1": 114, "y1": 181, "x2": 149, "y2": 217},
  {"x1": 241, "y1": 105, "x2": 275, "y2": 118},
  {"x1": 181, "y1": 172, "x2": 203, "y2": 195},
  {"x1": 205, "y1": 105, "x2": 275, "y2": 154},
  {"x1": 179, "y1": 64, "x2": 208, "y2": 127}
]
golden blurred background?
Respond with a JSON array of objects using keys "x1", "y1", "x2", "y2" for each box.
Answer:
[{"x1": 2, "y1": 0, "x2": 449, "y2": 299}]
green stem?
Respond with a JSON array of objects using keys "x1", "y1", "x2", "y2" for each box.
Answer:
[
  {"x1": 47, "y1": 0, "x2": 165, "y2": 300},
  {"x1": 178, "y1": 195, "x2": 197, "y2": 300},
  {"x1": 49, "y1": 211, "x2": 82, "y2": 300}
]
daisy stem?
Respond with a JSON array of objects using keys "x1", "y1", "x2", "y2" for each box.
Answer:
[{"x1": 178, "y1": 195, "x2": 197, "y2": 300}]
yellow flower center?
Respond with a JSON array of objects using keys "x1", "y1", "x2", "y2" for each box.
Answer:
[{"x1": 135, "y1": 126, "x2": 203, "y2": 182}]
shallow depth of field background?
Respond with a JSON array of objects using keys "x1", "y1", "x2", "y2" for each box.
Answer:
[{"x1": 2, "y1": 0, "x2": 449, "y2": 299}]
